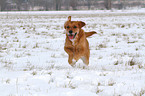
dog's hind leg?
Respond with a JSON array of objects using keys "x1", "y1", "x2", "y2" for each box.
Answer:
[{"x1": 81, "y1": 56, "x2": 89, "y2": 66}]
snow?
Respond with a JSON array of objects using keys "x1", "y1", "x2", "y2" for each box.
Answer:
[{"x1": 0, "y1": 9, "x2": 145, "y2": 96}]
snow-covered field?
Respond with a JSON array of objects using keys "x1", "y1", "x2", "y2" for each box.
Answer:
[{"x1": 0, "y1": 10, "x2": 145, "y2": 96}]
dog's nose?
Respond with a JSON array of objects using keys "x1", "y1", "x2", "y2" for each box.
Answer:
[{"x1": 69, "y1": 30, "x2": 73, "y2": 34}]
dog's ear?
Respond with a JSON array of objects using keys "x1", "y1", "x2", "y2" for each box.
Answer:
[
  {"x1": 68, "y1": 16, "x2": 71, "y2": 21},
  {"x1": 64, "y1": 16, "x2": 71, "y2": 29},
  {"x1": 78, "y1": 21, "x2": 86, "y2": 28}
]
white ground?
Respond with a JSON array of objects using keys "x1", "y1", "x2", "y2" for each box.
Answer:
[{"x1": 0, "y1": 10, "x2": 145, "y2": 96}]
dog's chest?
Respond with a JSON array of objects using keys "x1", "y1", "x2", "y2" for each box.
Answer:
[
  {"x1": 70, "y1": 38, "x2": 79, "y2": 46},
  {"x1": 68, "y1": 33, "x2": 79, "y2": 46},
  {"x1": 72, "y1": 43, "x2": 81, "y2": 52}
]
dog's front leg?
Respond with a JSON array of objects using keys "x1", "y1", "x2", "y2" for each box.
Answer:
[
  {"x1": 64, "y1": 47, "x2": 76, "y2": 66},
  {"x1": 68, "y1": 54, "x2": 76, "y2": 66},
  {"x1": 74, "y1": 47, "x2": 84, "y2": 61}
]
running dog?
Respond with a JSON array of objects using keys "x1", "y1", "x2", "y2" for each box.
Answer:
[{"x1": 64, "y1": 16, "x2": 96, "y2": 67}]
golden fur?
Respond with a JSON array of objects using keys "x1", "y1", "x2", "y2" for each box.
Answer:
[{"x1": 64, "y1": 16, "x2": 96, "y2": 66}]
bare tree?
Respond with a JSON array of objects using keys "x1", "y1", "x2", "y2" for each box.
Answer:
[
  {"x1": 118, "y1": 1, "x2": 123, "y2": 9},
  {"x1": 87, "y1": 0, "x2": 91, "y2": 10},
  {"x1": 0, "y1": 0, "x2": 7, "y2": 11},
  {"x1": 54, "y1": 0, "x2": 62, "y2": 10},
  {"x1": 14, "y1": 0, "x2": 24, "y2": 11},
  {"x1": 40, "y1": 0, "x2": 53, "y2": 11},
  {"x1": 70, "y1": 0, "x2": 77, "y2": 10},
  {"x1": 104, "y1": 0, "x2": 112, "y2": 10},
  {"x1": 63, "y1": 0, "x2": 70, "y2": 10},
  {"x1": 2, "y1": 0, "x2": 144, "y2": 11},
  {"x1": 44, "y1": 0, "x2": 51, "y2": 11}
]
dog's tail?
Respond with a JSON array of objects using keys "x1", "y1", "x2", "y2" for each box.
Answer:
[{"x1": 85, "y1": 31, "x2": 97, "y2": 38}]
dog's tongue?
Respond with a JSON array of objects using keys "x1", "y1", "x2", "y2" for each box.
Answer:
[{"x1": 68, "y1": 35, "x2": 74, "y2": 39}]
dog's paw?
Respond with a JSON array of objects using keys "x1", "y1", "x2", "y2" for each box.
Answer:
[
  {"x1": 71, "y1": 64, "x2": 76, "y2": 68},
  {"x1": 72, "y1": 59, "x2": 76, "y2": 63},
  {"x1": 70, "y1": 59, "x2": 77, "y2": 67},
  {"x1": 82, "y1": 65, "x2": 89, "y2": 69}
]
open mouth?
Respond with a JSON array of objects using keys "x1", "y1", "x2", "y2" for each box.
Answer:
[{"x1": 68, "y1": 32, "x2": 77, "y2": 40}]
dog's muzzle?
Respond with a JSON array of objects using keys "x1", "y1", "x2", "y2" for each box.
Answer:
[{"x1": 68, "y1": 32, "x2": 77, "y2": 40}]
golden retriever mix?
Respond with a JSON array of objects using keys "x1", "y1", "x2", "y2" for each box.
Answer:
[{"x1": 64, "y1": 16, "x2": 96, "y2": 67}]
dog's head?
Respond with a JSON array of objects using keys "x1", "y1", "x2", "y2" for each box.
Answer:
[{"x1": 64, "y1": 16, "x2": 86, "y2": 40}]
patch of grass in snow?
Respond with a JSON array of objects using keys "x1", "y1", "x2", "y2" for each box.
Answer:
[
  {"x1": 5, "y1": 79, "x2": 10, "y2": 84},
  {"x1": 1, "y1": 78, "x2": 11, "y2": 84},
  {"x1": 127, "y1": 58, "x2": 143, "y2": 69},
  {"x1": 33, "y1": 43, "x2": 39, "y2": 49},
  {"x1": 32, "y1": 71, "x2": 37, "y2": 75},
  {"x1": 98, "y1": 44, "x2": 107, "y2": 49},
  {"x1": 0, "y1": 59, "x2": 13, "y2": 68},
  {"x1": 25, "y1": 63, "x2": 35, "y2": 71},
  {"x1": 64, "y1": 80, "x2": 76, "y2": 89},
  {"x1": 96, "y1": 87, "x2": 103, "y2": 94},
  {"x1": 132, "y1": 88, "x2": 145, "y2": 96},
  {"x1": 108, "y1": 79, "x2": 116, "y2": 86}
]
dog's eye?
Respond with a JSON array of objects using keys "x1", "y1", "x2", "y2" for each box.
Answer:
[
  {"x1": 67, "y1": 26, "x2": 69, "y2": 28},
  {"x1": 74, "y1": 26, "x2": 77, "y2": 28}
]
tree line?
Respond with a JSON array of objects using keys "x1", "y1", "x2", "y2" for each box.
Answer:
[{"x1": 0, "y1": 0, "x2": 144, "y2": 11}]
